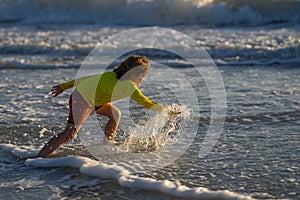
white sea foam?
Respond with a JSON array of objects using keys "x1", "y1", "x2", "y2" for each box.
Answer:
[
  {"x1": 0, "y1": 143, "x2": 252, "y2": 199},
  {"x1": 0, "y1": 143, "x2": 39, "y2": 159}
]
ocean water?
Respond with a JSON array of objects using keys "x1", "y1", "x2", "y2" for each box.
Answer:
[{"x1": 0, "y1": 0, "x2": 300, "y2": 199}]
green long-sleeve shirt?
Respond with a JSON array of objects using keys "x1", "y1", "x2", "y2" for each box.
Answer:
[{"x1": 60, "y1": 72, "x2": 162, "y2": 111}]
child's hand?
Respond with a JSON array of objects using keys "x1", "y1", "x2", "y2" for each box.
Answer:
[
  {"x1": 168, "y1": 110, "x2": 182, "y2": 115},
  {"x1": 166, "y1": 104, "x2": 183, "y2": 115},
  {"x1": 51, "y1": 85, "x2": 63, "y2": 97}
]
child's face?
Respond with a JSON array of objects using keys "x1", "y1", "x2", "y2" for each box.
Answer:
[
  {"x1": 135, "y1": 76, "x2": 145, "y2": 85},
  {"x1": 135, "y1": 74, "x2": 146, "y2": 85}
]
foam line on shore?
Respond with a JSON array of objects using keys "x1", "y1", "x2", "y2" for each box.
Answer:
[{"x1": 0, "y1": 143, "x2": 253, "y2": 200}]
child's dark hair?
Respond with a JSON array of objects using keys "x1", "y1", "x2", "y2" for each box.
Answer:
[{"x1": 113, "y1": 55, "x2": 150, "y2": 80}]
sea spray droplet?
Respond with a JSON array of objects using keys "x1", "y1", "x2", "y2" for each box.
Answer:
[{"x1": 38, "y1": 127, "x2": 48, "y2": 137}]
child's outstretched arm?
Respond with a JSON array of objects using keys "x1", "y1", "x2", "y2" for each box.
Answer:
[
  {"x1": 131, "y1": 87, "x2": 164, "y2": 111},
  {"x1": 52, "y1": 74, "x2": 98, "y2": 97},
  {"x1": 131, "y1": 86, "x2": 181, "y2": 115}
]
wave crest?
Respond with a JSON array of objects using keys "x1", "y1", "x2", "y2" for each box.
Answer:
[{"x1": 0, "y1": 0, "x2": 299, "y2": 26}]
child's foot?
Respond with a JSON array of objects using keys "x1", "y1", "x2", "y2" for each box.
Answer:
[
  {"x1": 103, "y1": 137, "x2": 123, "y2": 146},
  {"x1": 103, "y1": 136, "x2": 116, "y2": 145}
]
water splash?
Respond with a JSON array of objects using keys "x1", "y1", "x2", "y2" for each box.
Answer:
[{"x1": 117, "y1": 104, "x2": 191, "y2": 153}]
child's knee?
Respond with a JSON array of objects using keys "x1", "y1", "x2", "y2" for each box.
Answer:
[
  {"x1": 108, "y1": 108, "x2": 121, "y2": 122},
  {"x1": 113, "y1": 109, "x2": 121, "y2": 120}
]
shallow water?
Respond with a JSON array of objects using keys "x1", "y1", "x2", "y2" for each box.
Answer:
[
  {"x1": 1, "y1": 65, "x2": 299, "y2": 199},
  {"x1": 0, "y1": 1, "x2": 300, "y2": 197}
]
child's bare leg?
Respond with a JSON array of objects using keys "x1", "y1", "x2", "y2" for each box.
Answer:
[
  {"x1": 96, "y1": 103, "x2": 121, "y2": 140},
  {"x1": 37, "y1": 123, "x2": 79, "y2": 157},
  {"x1": 38, "y1": 89, "x2": 92, "y2": 158}
]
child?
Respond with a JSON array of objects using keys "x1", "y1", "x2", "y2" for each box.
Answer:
[{"x1": 37, "y1": 55, "x2": 164, "y2": 157}]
